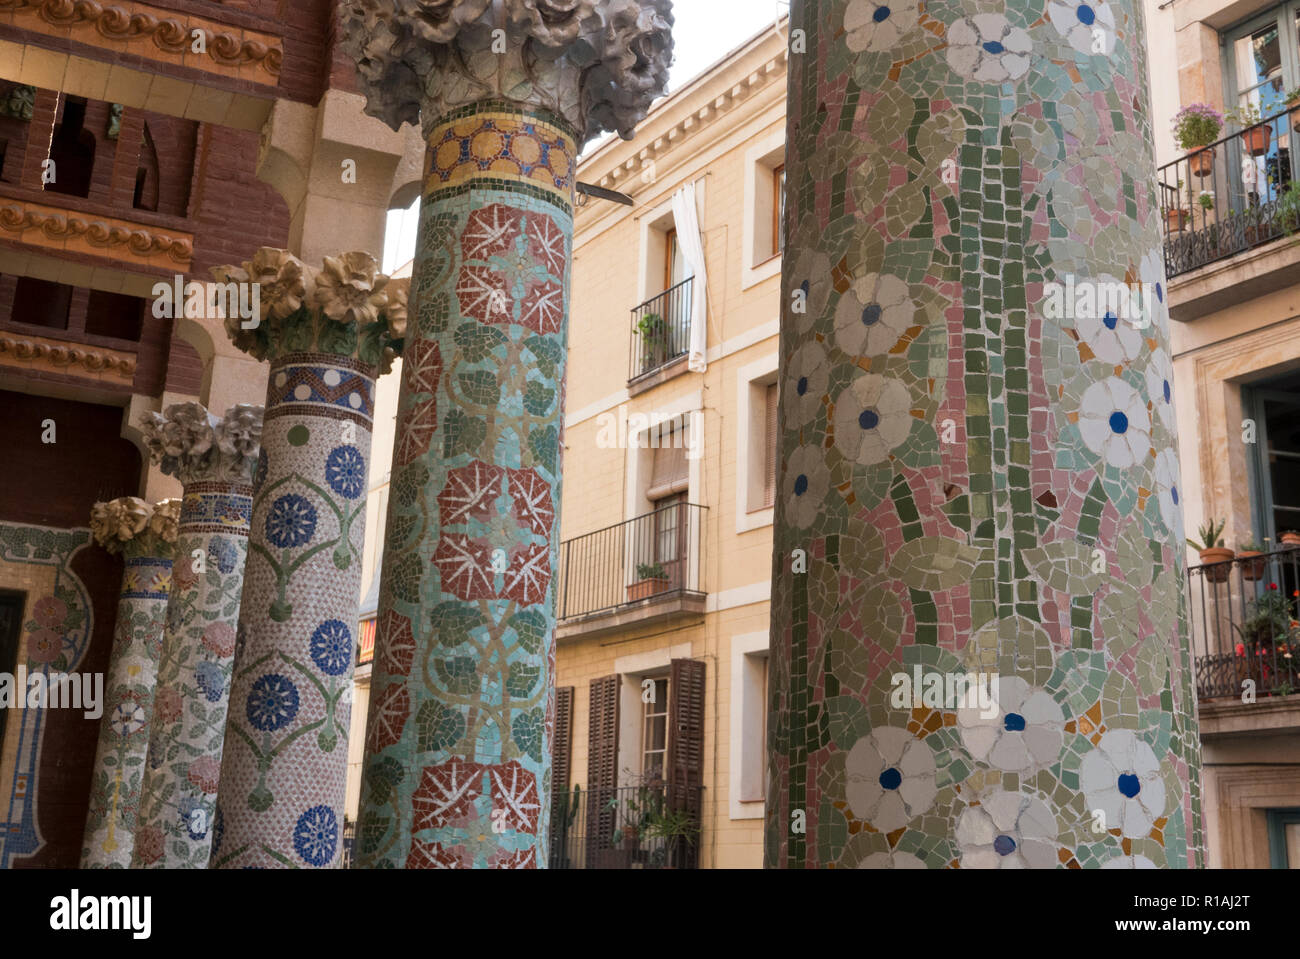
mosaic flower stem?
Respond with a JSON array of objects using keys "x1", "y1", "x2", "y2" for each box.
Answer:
[
  {"x1": 132, "y1": 403, "x2": 262, "y2": 868},
  {"x1": 80, "y1": 498, "x2": 179, "y2": 868},
  {"x1": 340, "y1": 0, "x2": 673, "y2": 869},
  {"x1": 767, "y1": 0, "x2": 1202, "y2": 868}
]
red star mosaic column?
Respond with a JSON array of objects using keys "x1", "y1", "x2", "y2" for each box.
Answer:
[
  {"x1": 340, "y1": 0, "x2": 673, "y2": 867},
  {"x1": 80, "y1": 498, "x2": 179, "y2": 868},
  {"x1": 211, "y1": 250, "x2": 405, "y2": 869}
]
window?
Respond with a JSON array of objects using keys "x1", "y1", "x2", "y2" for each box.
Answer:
[
  {"x1": 1245, "y1": 373, "x2": 1300, "y2": 545},
  {"x1": 643, "y1": 425, "x2": 690, "y2": 588},
  {"x1": 773, "y1": 164, "x2": 786, "y2": 256},
  {"x1": 1224, "y1": 5, "x2": 1300, "y2": 205},
  {"x1": 0, "y1": 590, "x2": 25, "y2": 757},
  {"x1": 85, "y1": 290, "x2": 145, "y2": 341},
  {"x1": 46, "y1": 96, "x2": 95, "y2": 199},
  {"x1": 728, "y1": 632, "x2": 769, "y2": 818},
  {"x1": 763, "y1": 382, "x2": 778, "y2": 508},
  {"x1": 641, "y1": 676, "x2": 669, "y2": 781},
  {"x1": 12, "y1": 277, "x2": 73, "y2": 330},
  {"x1": 1267, "y1": 808, "x2": 1300, "y2": 867},
  {"x1": 736, "y1": 355, "x2": 779, "y2": 532}
]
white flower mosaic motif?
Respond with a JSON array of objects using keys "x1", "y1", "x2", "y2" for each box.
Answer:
[
  {"x1": 957, "y1": 676, "x2": 1065, "y2": 772},
  {"x1": 1138, "y1": 248, "x2": 1170, "y2": 336},
  {"x1": 110, "y1": 701, "x2": 146, "y2": 737},
  {"x1": 946, "y1": 15, "x2": 1032, "y2": 83},
  {"x1": 845, "y1": 0, "x2": 921, "y2": 53},
  {"x1": 832, "y1": 373, "x2": 914, "y2": 466},
  {"x1": 856, "y1": 850, "x2": 927, "y2": 868},
  {"x1": 845, "y1": 727, "x2": 937, "y2": 832},
  {"x1": 1047, "y1": 0, "x2": 1115, "y2": 56},
  {"x1": 1080, "y1": 729, "x2": 1168, "y2": 839},
  {"x1": 789, "y1": 248, "x2": 832, "y2": 331},
  {"x1": 1100, "y1": 854, "x2": 1159, "y2": 868},
  {"x1": 785, "y1": 341, "x2": 830, "y2": 427},
  {"x1": 955, "y1": 790, "x2": 1059, "y2": 868},
  {"x1": 1077, "y1": 377, "x2": 1150, "y2": 469},
  {"x1": 1076, "y1": 274, "x2": 1143, "y2": 364},
  {"x1": 1144, "y1": 348, "x2": 1176, "y2": 431},
  {"x1": 783, "y1": 445, "x2": 830, "y2": 529},
  {"x1": 1153, "y1": 448, "x2": 1184, "y2": 538},
  {"x1": 833, "y1": 273, "x2": 915, "y2": 358}
]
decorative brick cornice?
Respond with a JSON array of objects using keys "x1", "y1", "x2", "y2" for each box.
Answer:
[
  {"x1": 0, "y1": 198, "x2": 193, "y2": 268},
  {"x1": 0, "y1": 0, "x2": 283, "y2": 79},
  {"x1": 0, "y1": 331, "x2": 136, "y2": 380}
]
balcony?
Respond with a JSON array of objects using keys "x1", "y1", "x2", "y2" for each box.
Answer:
[
  {"x1": 556, "y1": 503, "x2": 706, "y2": 640},
  {"x1": 1187, "y1": 545, "x2": 1300, "y2": 733},
  {"x1": 549, "y1": 783, "x2": 704, "y2": 869},
  {"x1": 629, "y1": 277, "x2": 693, "y2": 385},
  {"x1": 1158, "y1": 106, "x2": 1300, "y2": 318}
]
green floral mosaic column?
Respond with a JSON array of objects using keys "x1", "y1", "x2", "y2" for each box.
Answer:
[
  {"x1": 211, "y1": 250, "x2": 405, "y2": 869},
  {"x1": 768, "y1": 0, "x2": 1202, "y2": 868},
  {"x1": 132, "y1": 403, "x2": 262, "y2": 868},
  {"x1": 80, "y1": 497, "x2": 179, "y2": 868},
  {"x1": 341, "y1": 0, "x2": 673, "y2": 868}
]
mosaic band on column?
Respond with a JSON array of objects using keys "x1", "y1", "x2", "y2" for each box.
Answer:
[{"x1": 766, "y1": 0, "x2": 1201, "y2": 868}]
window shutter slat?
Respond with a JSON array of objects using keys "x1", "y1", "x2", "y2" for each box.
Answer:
[
  {"x1": 585, "y1": 675, "x2": 620, "y2": 868},
  {"x1": 668, "y1": 658, "x2": 706, "y2": 869},
  {"x1": 648, "y1": 423, "x2": 689, "y2": 500},
  {"x1": 763, "y1": 382, "x2": 778, "y2": 507},
  {"x1": 548, "y1": 686, "x2": 575, "y2": 867}
]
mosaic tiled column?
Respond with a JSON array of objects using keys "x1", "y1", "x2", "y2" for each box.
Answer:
[
  {"x1": 768, "y1": 0, "x2": 1201, "y2": 868},
  {"x1": 211, "y1": 250, "x2": 404, "y2": 869},
  {"x1": 341, "y1": 0, "x2": 672, "y2": 868},
  {"x1": 132, "y1": 403, "x2": 262, "y2": 868},
  {"x1": 80, "y1": 498, "x2": 180, "y2": 868}
]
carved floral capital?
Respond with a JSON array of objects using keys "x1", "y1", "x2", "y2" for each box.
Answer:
[
  {"x1": 90, "y1": 497, "x2": 181, "y2": 559},
  {"x1": 140, "y1": 402, "x2": 263, "y2": 486}
]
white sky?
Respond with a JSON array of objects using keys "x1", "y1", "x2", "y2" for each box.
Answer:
[{"x1": 382, "y1": 0, "x2": 787, "y2": 272}]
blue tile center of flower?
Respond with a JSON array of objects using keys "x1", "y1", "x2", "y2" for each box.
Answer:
[
  {"x1": 797, "y1": 375, "x2": 809, "y2": 396},
  {"x1": 873, "y1": 5, "x2": 891, "y2": 22},
  {"x1": 1109, "y1": 411, "x2": 1129, "y2": 434},
  {"x1": 1163, "y1": 380, "x2": 1171, "y2": 403},
  {"x1": 1156, "y1": 282, "x2": 1164, "y2": 303},
  {"x1": 1118, "y1": 773, "x2": 1141, "y2": 798},
  {"x1": 983, "y1": 40, "x2": 1005, "y2": 54},
  {"x1": 1102, "y1": 311, "x2": 1118, "y2": 331},
  {"x1": 994, "y1": 834, "x2": 1017, "y2": 856},
  {"x1": 1077, "y1": 4, "x2": 1096, "y2": 25},
  {"x1": 860, "y1": 408, "x2": 880, "y2": 430},
  {"x1": 794, "y1": 474, "x2": 809, "y2": 496},
  {"x1": 1004, "y1": 712, "x2": 1026, "y2": 732},
  {"x1": 861, "y1": 304, "x2": 882, "y2": 326},
  {"x1": 879, "y1": 767, "x2": 902, "y2": 790},
  {"x1": 1171, "y1": 485, "x2": 1180, "y2": 505}
]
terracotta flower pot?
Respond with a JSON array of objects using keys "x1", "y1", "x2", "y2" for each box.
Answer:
[
  {"x1": 1281, "y1": 532, "x2": 1300, "y2": 548},
  {"x1": 1237, "y1": 550, "x2": 1267, "y2": 581},
  {"x1": 1189, "y1": 146, "x2": 1215, "y2": 177},
  {"x1": 627, "y1": 578, "x2": 669, "y2": 602},
  {"x1": 1242, "y1": 125, "x2": 1272, "y2": 157},
  {"x1": 1199, "y1": 547, "x2": 1235, "y2": 582},
  {"x1": 1165, "y1": 209, "x2": 1189, "y2": 233}
]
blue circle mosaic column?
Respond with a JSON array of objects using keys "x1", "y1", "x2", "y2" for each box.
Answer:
[
  {"x1": 355, "y1": 106, "x2": 576, "y2": 869},
  {"x1": 81, "y1": 499, "x2": 179, "y2": 868},
  {"x1": 214, "y1": 353, "x2": 382, "y2": 869},
  {"x1": 767, "y1": 0, "x2": 1202, "y2": 868}
]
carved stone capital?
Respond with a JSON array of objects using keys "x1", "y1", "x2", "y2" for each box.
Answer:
[
  {"x1": 339, "y1": 0, "x2": 674, "y2": 145},
  {"x1": 90, "y1": 497, "x2": 182, "y2": 559},
  {"x1": 214, "y1": 248, "x2": 405, "y2": 374},
  {"x1": 140, "y1": 403, "x2": 263, "y2": 486}
]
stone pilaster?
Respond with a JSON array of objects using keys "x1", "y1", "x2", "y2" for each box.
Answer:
[
  {"x1": 80, "y1": 497, "x2": 180, "y2": 868},
  {"x1": 211, "y1": 249, "x2": 403, "y2": 869},
  {"x1": 131, "y1": 403, "x2": 262, "y2": 868},
  {"x1": 340, "y1": 0, "x2": 673, "y2": 868},
  {"x1": 767, "y1": 0, "x2": 1200, "y2": 868}
]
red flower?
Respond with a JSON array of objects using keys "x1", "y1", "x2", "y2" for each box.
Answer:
[
  {"x1": 27, "y1": 628, "x2": 62, "y2": 664},
  {"x1": 1236, "y1": 643, "x2": 1246, "y2": 656},
  {"x1": 187, "y1": 755, "x2": 221, "y2": 794},
  {"x1": 155, "y1": 687, "x2": 183, "y2": 723},
  {"x1": 33, "y1": 596, "x2": 68, "y2": 628},
  {"x1": 135, "y1": 825, "x2": 165, "y2": 865},
  {"x1": 1269, "y1": 582, "x2": 1278, "y2": 590},
  {"x1": 201, "y1": 622, "x2": 236, "y2": 658}
]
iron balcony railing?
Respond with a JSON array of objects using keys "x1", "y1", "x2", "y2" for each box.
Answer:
[
  {"x1": 549, "y1": 783, "x2": 704, "y2": 869},
  {"x1": 1186, "y1": 545, "x2": 1300, "y2": 700},
  {"x1": 557, "y1": 502, "x2": 706, "y2": 621},
  {"x1": 629, "y1": 276, "x2": 693, "y2": 380},
  {"x1": 341, "y1": 818, "x2": 356, "y2": 868},
  {"x1": 1158, "y1": 105, "x2": 1300, "y2": 279}
]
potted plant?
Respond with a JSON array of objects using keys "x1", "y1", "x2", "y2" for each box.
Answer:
[
  {"x1": 1232, "y1": 583, "x2": 1295, "y2": 656},
  {"x1": 627, "y1": 561, "x2": 670, "y2": 601},
  {"x1": 1188, "y1": 518, "x2": 1234, "y2": 582},
  {"x1": 1280, "y1": 530, "x2": 1300, "y2": 548},
  {"x1": 1197, "y1": 190, "x2": 1214, "y2": 212},
  {"x1": 1286, "y1": 87, "x2": 1300, "y2": 132},
  {"x1": 1227, "y1": 103, "x2": 1272, "y2": 156},
  {"x1": 1172, "y1": 103, "x2": 1223, "y2": 176},
  {"x1": 1277, "y1": 181, "x2": 1300, "y2": 234},
  {"x1": 642, "y1": 805, "x2": 701, "y2": 869},
  {"x1": 1237, "y1": 540, "x2": 1267, "y2": 580}
]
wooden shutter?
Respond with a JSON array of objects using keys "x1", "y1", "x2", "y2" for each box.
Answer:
[
  {"x1": 548, "y1": 686, "x2": 575, "y2": 867},
  {"x1": 585, "y1": 675, "x2": 620, "y2": 867},
  {"x1": 667, "y1": 658, "x2": 706, "y2": 868},
  {"x1": 762, "y1": 382, "x2": 778, "y2": 508},
  {"x1": 647, "y1": 423, "x2": 689, "y2": 500}
]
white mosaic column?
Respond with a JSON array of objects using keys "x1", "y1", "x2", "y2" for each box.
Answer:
[
  {"x1": 81, "y1": 497, "x2": 180, "y2": 868},
  {"x1": 131, "y1": 403, "x2": 262, "y2": 868},
  {"x1": 212, "y1": 250, "x2": 404, "y2": 869}
]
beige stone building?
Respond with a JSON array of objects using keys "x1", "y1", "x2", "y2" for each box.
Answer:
[{"x1": 1148, "y1": 0, "x2": 1300, "y2": 868}]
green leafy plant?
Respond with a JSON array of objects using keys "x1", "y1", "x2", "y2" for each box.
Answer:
[
  {"x1": 1226, "y1": 103, "x2": 1265, "y2": 127},
  {"x1": 1172, "y1": 103, "x2": 1223, "y2": 150},
  {"x1": 636, "y1": 561, "x2": 668, "y2": 581},
  {"x1": 1198, "y1": 190, "x2": 1214, "y2": 210},
  {"x1": 1232, "y1": 583, "x2": 1296, "y2": 649},
  {"x1": 1187, "y1": 518, "x2": 1227, "y2": 552},
  {"x1": 636, "y1": 312, "x2": 666, "y2": 343},
  {"x1": 1277, "y1": 181, "x2": 1300, "y2": 233},
  {"x1": 1239, "y1": 540, "x2": 1265, "y2": 553}
]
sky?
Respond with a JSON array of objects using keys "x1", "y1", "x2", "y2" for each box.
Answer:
[{"x1": 382, "y1": 0, "x2": 787, "y2": 272}]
